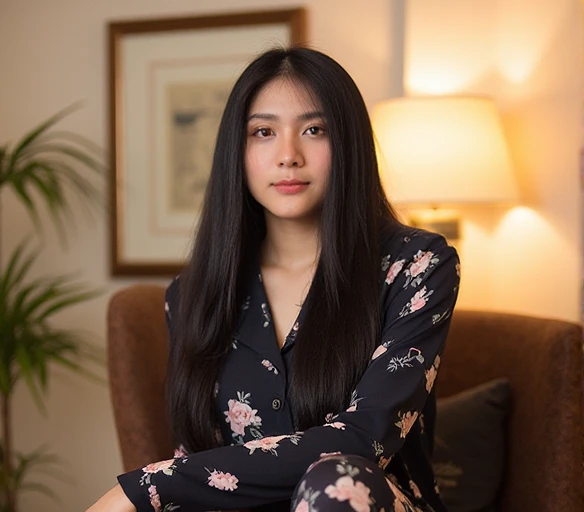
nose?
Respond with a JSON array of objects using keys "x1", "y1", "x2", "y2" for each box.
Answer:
[{"x1": 277, "y1": 135, "x2": 304, "y2": 168}]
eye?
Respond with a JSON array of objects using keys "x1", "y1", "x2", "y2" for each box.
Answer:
[
  {"x1": 304, "y1": 125, "x2": 325, "y2": 136},
  {"x1": 252, "y1": 127, "x2": 273, "y2": 138}
]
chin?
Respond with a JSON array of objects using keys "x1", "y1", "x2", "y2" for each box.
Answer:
[{"x1": 266, "y1": 208, "x2": 320, "y2": 223}]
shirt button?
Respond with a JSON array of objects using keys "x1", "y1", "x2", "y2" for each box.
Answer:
[{"x1": 272, "y1": 398, "x2": 282, "y2": 411}]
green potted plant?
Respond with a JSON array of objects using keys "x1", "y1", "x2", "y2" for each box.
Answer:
[{"x1": 0, "y1": 106, "x2": 105, "y2": 512}]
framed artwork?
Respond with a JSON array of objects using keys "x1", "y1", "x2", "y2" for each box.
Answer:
[{"x1": 108, "y1": 9, "x2": 307, "y2": 276}]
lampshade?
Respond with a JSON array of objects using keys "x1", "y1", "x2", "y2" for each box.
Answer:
[{"x1": 371, "y1": 96, "x2": 519, "y2": 206}]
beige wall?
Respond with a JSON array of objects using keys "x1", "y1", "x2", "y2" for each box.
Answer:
[
  {"x1": 0, "y1": 0, "x2": 402, "y2": 510},
  {"x1": 1, "y1": 0, "x2": 582, "y2": 510},
  {"x1": 405, "y1": 0, "x2": 583, "y2": 321}
]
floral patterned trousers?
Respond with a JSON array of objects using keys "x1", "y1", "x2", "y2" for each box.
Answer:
[{"x1": 290, "y1": 455, "x2": 429, "y2": 512}]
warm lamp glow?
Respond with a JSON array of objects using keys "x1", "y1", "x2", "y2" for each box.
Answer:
[{"x1": 372, "y1": 96, "x2": 519, "y2": 206}]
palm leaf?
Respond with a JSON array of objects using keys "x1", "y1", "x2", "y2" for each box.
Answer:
[
  {"x1": 0, "y1": 242, "x2": 104, "y2": 402},
  {"x1": 0, "y1": 444, "x2": 74, "y2": 502},
  {"x1": 0, "y1": 104, "x2": 105, "y2": 241},
  {"x1": 0, "y1": 238, "x2": 36, "y2": 300},
  {"x1": 6, "y1": 103, "x2": 82, "y2": 171}
]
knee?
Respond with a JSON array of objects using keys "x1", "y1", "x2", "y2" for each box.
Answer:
[
  {"x1": 304, "y1": 454, "x2": 375, "y2": 479},
  {"x1": 296, "y1": 453, "x2": 381, "y2": 492},
  {"x1": 292, "y1": 454, "x2": 397, "y2": 511}
]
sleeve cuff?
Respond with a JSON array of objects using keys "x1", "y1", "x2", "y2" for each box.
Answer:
[{"x1": 118, "y1": 469, "x2": 155, "y2": 512}]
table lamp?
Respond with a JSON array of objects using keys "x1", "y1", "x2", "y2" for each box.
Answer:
[{"x1": 372, "y1": 96, "x2": 519, "y2": 239}]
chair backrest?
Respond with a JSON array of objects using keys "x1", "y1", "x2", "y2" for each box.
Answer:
[
  {"x1": 439, "y1": 310, "x2": 583, "y2": 512},
  {"x1": 107, "y1": 286, "x2": 583, "y2": 510},
  {"x1": 107, "y1": 284, "x2": 172, "y2": 471}
]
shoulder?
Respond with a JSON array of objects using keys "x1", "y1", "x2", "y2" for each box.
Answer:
[
  {"x1": 380, "y1": 224, "x2": 460, "y2": 298},
  {"x1": 380, "y1": 224, "x2": 454, "y2": 261}
]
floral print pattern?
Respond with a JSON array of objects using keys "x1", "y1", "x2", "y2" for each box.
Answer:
[
  {"x1": 206, "y1": 468, "x2": 239, "y2": 491},
  {"x1": 120, "y1": 225, "x2": 460, "y2": 512},
  {"x1": 224, "y1": 391, "x2": 263, "y2": 443},
  {"x1": 261, "y1": 359, "x2": 278, "y2": 374},
  {"x1": 371, "y1": 339, "x2": 394, "y2": 361},
  {"x1": 346, "y1": 390, "x2": 363, "y2": 412},
  {"x1": 403, "y1": 251, "x2": 440, "y2": 288},
  {"x1": 243, "y1": 433, "x2": 302, "y2": 455},
  {"x1": 296, "y1": 455, "x2": 425, "y2": 512},
  {"x1": 395, "y1": 411, "x2": 419, "y2": 438},
  {"x1": 293, "y1": 479, "x2": 322, "y2": 511},
  {"x1": 399, "y1": 287, "x2": 434, "y2": 318},
  {"x1": 142, "y1": 459, "x2": 175, "y2": 476},
  {"x1": 325, "y1": 475, "x2": 373, "y2": 512},
  {"x1": 261, "y1": 302, "x2": 271, "y2": 327},
  {"x1": 173, "y1": 445, "x2": 188, "y2": 458},
  {"x1": 425, "y1": 354, "x2": 441, "y2": 393},
  {"x1": 387, "y1": 347, "x2": 425, "y2": 373},
  {"x1": 294, "y1": 498, "x2": 310, "y2": 512},
  {"x1": 148, "y1": 485, "x2": 161, "y2": 512},
  {"x1": 386, "y1": 259, "x2": 406, "y2": 285},
  {"x1": 323, "y1": 421, "x2": 346, "y2": 430}
]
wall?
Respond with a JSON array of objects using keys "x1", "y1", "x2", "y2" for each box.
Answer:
[
  {"x1": 0, "y1": 0, "x2": 403, "y2": 510},
  {"x1": 406, "y1": 0, "x2": 583, "y2": 321},
  {"x1": 1, "y1": 0, "x2": 582, "y2": 510}
]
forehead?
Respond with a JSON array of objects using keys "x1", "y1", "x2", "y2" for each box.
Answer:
[{"x1": 248, "y1": 77, "x2": 321, "y2": 115}]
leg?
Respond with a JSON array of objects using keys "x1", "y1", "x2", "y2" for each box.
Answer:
[{"x1": 291, "y1": 454, "x2": 421, "y2": 511}]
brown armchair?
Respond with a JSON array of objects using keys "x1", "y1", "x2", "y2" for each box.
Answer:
[{"x1": 107, "y1": 284, "x2": 583, "y2": 511}]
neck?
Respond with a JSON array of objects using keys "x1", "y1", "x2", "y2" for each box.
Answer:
[{"x1": 261, "y1": 214, "x2": 320, "y2": 271}]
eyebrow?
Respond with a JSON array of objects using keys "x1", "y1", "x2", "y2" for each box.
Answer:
[{"x1": 247, "y1": 111, "x2": 326, "y2": 122}]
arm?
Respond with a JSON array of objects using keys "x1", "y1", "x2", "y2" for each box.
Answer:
[{"x1": 116, "y1": 236, "x2": 460, "y2": 512}]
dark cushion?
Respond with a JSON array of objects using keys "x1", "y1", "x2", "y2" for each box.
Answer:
[{"x1": 432, "y1": 378, "x2": 511, "y2": 512}]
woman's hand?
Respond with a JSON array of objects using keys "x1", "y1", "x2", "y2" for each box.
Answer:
[{"x1": 86, "y1": 484, "x2": 136, "y2": 512}]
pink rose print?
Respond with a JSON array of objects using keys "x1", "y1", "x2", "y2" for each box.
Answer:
[
  {"x1": 323, "y1": 421, "x2": 346, "y2": 430},
  {"x1": 408, "y1": 251, "x2": 435, "y2": 278},
  {"x1": 371, "y1": 344, "x2": 387, "y2": 360},
  {"x1": 294, "y1": 499, "x2": 310, "y2": 512},
  {"x1": 148, "y1": 485, "x2": 162, "y2": 512},
  {"x1": 325, "y1": 475, "x2": 373, "y2": 512},
  {"x1": 224, "y1": 396, "x2": 262, "y2": 436},
  {"x1": 207, "y1": 469, "x2": 239, "y2": 491},
  {"x1": 142, "y1": 459, "x2": 174, "y2": 476},
  {"x1": 433, "y1": 354, "x2": 441, "y2": 369},
  {"x1": 243, "y1": 435, "x2": 287, "y2": 455},
  {"x1": 385, "y1": 259, "x2": 406, "y2": 284},
  {"x1": 346, "y1": 404, "x2": 357, "y2": 413},
  {"x1": 425, "y1": 365, "x2": 438, "y2": 393},
  {"x1": 395, "y1": 410, "x2": 418, "y2": 438},
  {"x1": 410, "y1": 287, "x2": 430, "y2": 312},
  {"x1": 399, "y1": 287, "x2": 434, "y2": 318}
]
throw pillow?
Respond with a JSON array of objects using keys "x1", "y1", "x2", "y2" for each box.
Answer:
[{"x1": 432, "y1": 378, "x2": 511, "y2": 512}]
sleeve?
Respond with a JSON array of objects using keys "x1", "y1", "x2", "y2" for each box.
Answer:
[{"x1": 117, "y1": 235, "x2": 460, "y2": 512}]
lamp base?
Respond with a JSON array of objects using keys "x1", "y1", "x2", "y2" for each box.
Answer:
[{"x1": 408, "y1": 209, "x2": 460, "y2": 241}]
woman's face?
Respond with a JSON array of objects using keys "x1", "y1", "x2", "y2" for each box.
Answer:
[{"x1": 244, "y1": 78, "x2": 331, "y2": 224}]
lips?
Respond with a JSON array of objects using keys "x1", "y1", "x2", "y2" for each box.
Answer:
[
  {"x1": 273, "y1": 179, "x2": 309, "y2": 186},
  {"x1": 273, "y1": 179, "x2": 309, "y2": 195}
]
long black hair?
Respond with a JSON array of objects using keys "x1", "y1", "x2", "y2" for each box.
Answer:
[{"x1": 167, "y1": 47, "x2": 400, "y2": 453}]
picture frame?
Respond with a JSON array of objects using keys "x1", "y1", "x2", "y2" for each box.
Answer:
[{"x1": 108, "y1": 9, "x2": 307, "y2": 276}]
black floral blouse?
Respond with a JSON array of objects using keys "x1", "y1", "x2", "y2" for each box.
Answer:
[{"x1": 118, "y1": 225, "x2": 461, "y2": 512}]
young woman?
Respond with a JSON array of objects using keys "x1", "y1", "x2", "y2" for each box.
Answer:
[{"x1": 88, "y1": 47, "x2": 460, "y2": 512}]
